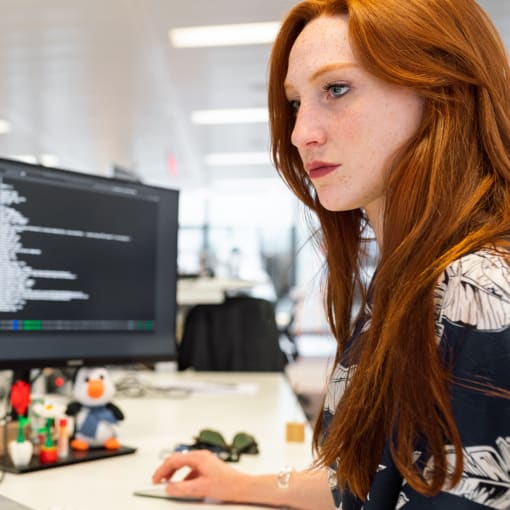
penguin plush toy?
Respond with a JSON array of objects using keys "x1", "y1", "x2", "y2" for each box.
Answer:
[{"x1": 65, "y1": 367, "x2": 124, "y2": 451}]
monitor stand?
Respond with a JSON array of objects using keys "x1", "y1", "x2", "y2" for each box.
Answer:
[{"x1": 0, "y1": 445, "x2": 137, "y2": 474}]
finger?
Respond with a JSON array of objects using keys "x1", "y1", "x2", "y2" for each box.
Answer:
[
  {"x1": 152, "y1": 456, "x2": 184, "y2": 482},
  {"x1": 151, "y1": 451, "x2": 203, "y2": 483}
]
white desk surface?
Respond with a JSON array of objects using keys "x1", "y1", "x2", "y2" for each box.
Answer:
[{"x1": 0, "y1": 371, "x2": 313, "y2": 510}]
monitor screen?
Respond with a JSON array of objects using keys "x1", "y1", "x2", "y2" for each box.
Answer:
[{"x1": 0, "y1": 158, "x2": 179, "y2": 369}]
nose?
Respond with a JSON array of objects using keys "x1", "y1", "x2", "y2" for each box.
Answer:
[{"x1": 290, "y1": 101, "x2": 326, "y2": 149}]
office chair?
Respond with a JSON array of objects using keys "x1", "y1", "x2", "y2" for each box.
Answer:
[{"x1": 178, "y1": 296, "x2": 287, "y2": 372}]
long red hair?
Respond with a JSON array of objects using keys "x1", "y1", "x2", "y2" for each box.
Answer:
[{"x1": 268, "y1": 0, "x2": 510, "y2": 500}]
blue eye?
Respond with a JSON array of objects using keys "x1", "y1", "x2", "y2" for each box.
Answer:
[
  {"x1": 326, "y1": 83, "x2": 349, "y2": 98},
  {"x1": 288, "y1": 99, "x2": 300, "y2": 114}
]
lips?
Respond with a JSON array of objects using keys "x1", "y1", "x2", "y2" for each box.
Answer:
[{"x1": 305, "y1": 161, "x2": 340, "y2": 179}]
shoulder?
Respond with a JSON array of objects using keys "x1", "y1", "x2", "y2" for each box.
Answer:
[
  {"x1": 435, "y1": 248, "x2": 510, "y2": 332},
  {"x1": 324, "y1": 363, "x2": 351, "y2": 416},
  {"x1": 443, "y1": 248, "x2": 510, "y2": 290}
]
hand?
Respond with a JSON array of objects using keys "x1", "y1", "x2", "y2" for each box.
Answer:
[{"x1": 152, "y1": 449, "x2": 247, "y2": 502}]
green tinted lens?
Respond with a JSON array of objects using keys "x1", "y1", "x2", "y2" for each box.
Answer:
[
  {"x1": 197, "y1": 429, "x2": 227, "y2": 448},
  {"x1": 232, "y1": 432, "x2": 255, "y2": 451}
]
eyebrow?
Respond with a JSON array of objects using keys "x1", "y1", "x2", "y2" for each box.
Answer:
[
  {"x1": 310, "y1": 61, "x2": 358, "y2": 81},
  {"x1": 284, "y1": 61, "x2": 359, "y2": 92}
]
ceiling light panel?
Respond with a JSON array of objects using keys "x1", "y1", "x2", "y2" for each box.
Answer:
[
  {"x1": 0, "y1": 119, "x2": 11, "y2": 134},
  {"x1": 169, "y1": 22, "x2": 280, "y2": 48}
]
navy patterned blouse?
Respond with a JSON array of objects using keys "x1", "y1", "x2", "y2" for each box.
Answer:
[{"x1": 323, "y1": 249, "x2": 510, "y2": 509}]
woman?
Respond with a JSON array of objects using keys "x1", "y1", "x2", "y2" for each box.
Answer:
[{"x1": 152, "y1": 1, "x2": 510, "y2": 508}]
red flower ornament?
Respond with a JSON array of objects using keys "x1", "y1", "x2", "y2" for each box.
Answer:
[{"x1": 10, "y1": 380, "x2": 31, "y2": 416}]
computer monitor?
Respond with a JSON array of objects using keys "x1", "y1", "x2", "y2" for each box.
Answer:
[
  {"x1": 0, "y1": 157, "x2": 179, "y2": 471},
  {"x1": 0, "y1": 157, "x2": 179, "y2": 369}
]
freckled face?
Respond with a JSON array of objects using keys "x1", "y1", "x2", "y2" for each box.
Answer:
[{"x1": 285, "y1": 15, "x2": 423, "y2": 227}]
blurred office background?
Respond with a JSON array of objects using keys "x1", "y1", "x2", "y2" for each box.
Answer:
[{"x1": 0, "y1": 0, "x2": 507, "y2": 419}]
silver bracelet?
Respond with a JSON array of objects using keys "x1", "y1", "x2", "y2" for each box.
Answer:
[{"x1": 277, "y1": 465, "x2": 296, "y2": 489}]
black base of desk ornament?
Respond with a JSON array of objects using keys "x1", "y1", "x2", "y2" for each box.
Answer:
[{"x1": 0, "y1": 444, "x2": 137, "y2": 474}]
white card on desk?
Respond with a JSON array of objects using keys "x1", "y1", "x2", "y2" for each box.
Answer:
[{"x1": 133, "y1": 486, "x2": 203, "y2": 502}]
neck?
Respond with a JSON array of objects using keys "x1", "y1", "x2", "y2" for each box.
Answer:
[{"x1": 363, "y1": 204, "x2": 383, "y2": 249}]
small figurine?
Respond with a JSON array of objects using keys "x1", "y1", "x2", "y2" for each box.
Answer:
[
  {"x1": 31, "y1": 399, "x2": 66, "y2": 464},
  {"x1": 8, "y1": 380, "x2": 33, "y2": 468},
  {"x1": 65, "y1": 367, "x2": 124, "y2": 451},
  {"x1": 38, "y1": 418, "x2": 58, "y2": 464}
]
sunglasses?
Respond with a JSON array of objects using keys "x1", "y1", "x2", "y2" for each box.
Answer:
[{"x1": 173, "y1": 429, "x2": 259, "y2": 462}]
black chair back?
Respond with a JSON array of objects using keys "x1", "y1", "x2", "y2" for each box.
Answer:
[{"x1": 178, "y1": 296, "x2": 286, "y2": 372}]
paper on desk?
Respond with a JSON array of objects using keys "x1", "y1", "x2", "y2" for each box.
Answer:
[{"x1": 147, "y1": 379, "x2": 259, "y2": 395}]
